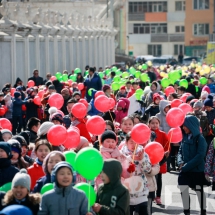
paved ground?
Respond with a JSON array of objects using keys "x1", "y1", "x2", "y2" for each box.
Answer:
[{"x1": 152, "y1": 171, "x2": 215, "y2": 215}]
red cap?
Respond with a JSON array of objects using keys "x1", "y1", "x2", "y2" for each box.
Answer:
[{"x1": 120, "y1": 86, "x2": 126, "y2": 90}]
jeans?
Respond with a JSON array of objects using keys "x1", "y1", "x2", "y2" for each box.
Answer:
[
  {"x1": 130, "y1": 201, "x2": 148, "y2": 215},
  {"x1": 12, "y1": 115, "x2": 22, "y2": 135},
  {"x1": 156, "y1": 173, "x2": 162, "y2": 197}
]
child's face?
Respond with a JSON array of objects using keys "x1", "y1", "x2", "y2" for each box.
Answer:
[
  {"x1": 2, "y1": 133, "x2": 12, "y2": 142},
  {"x1": 149, "y1": 118, "x2": 160, "y2": 131},
  {"x1": 121, "y1": 119, "x2": 134, "y2": 133},
  {"x1": 120, "y1": 89, "x2": 126, "y2": 94},
  {"x1": 126, "y1": 138, "x2": 137, "y2": 151},
  {"x1": 101, "y1": 171, "x2": 110, "y2": 184},
  {"x1": 134, "y1": 118, "x2": 140, "y2": 125},
  {"x1": 67, "y1": 103, "x2": 75, "y2": 114},
  {"x1": 0, "y1": 149, "x2": 8, "y2": 158},
  {"x1": 21, "y1": 146, "x2": 28, "y2": 157},
  {"x1": 0, "y1": 96, "x2": 3, "y2": 101},
  {"x1": 126, "y1": 84, "x2": 131, "y2": 89},
  {"x1": 102, "y1": 138, "x2": 116, "y2": 149},
  {"x1": 132, "y1": 84, "x2": 138, "y2": 90},
  {"x1": 183, "y1": 125, "x2": 191, "y2": 134},
  {"x1": 151, "y1": 84, "x2": 157, "y2": 92},
  {"x1": 105, "y1": 89, "x2": 111, "y2": 95},
  {"x1": 74, "y1": 95, "x2": 81, "y2": 101},
  {"x1": 117, "y1": 106, "x2": 123, "y2": 111},
  {"x1": 105, "y1": 124, "x2": 113, "y2": 131},
  {"x1": 11, "y1": 151, "x2": 19, "y2": 160},
  {"x1": 35, "y1": 145, "x2": 50, "y2": 162},
  {"x1": 52, "y1": 120, "x2": 61, "y2": 125},
  {"x1": 57, "y1": 167, "x2": 73, "y2": 187},
  {"x1": 164, "y1": 106, "x2": 170, "y2": 113},
  {"x1": 154, "y1": 98, "x2": 160, "y2": 104},
  {"x1": 47, "y1": 153, "x2": 63, "y2": 174},
  {"x1": 12, "y1": 186, "x2": 28, "y2": 200}
]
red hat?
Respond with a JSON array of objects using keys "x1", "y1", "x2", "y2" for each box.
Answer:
[
  {"x1": 153, "y1": 93, "x2": 161, "y2": 102},
  {"x1": 120, "y1": 86, "x2": 126, "y2": 90}
]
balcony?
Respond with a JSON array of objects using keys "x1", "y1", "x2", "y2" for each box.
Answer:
[
  {"x1": 209, "y1": 33, "x2": 215, "y2": 42},
  {"x1": 128, "y1": 13, "x2": 145, "y2": 21},
  {"x1": 151, "y1": 34, "x2": 184, "y2": 43}
]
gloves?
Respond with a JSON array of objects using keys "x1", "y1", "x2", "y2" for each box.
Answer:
[{"x1": 127, "y1": 163, "x2": 135, "y2": 173}]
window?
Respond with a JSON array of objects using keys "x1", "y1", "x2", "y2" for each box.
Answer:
[
  {"x1": 175, "y1": 26, "x2": 185, "y2": 33},
  {"x1": 174, "y1": 44, "x2": 184, "y2": 55},
  {"x1": 133, "y1": 23, "x2": 167, "y2": 34},
  {"x1": 193, "y1": 23, "x2": 210, "y2": 35},
  {"x1": 175, "y1": 1, "x2": 185, "y2": 11},
  {"x1": 148, "y1": 45, "x2": 162, "y2": 56},
  {"x1": 193, "y1": 0, "x2": 209, "y2": 10}
]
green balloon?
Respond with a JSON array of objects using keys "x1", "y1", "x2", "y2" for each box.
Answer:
[
  {"x1": 199, "y1": 77, "x2": 208, "y2": 85},
  {"x1": 136, "y1": 89, "x2": 144, "y2": 95},
  {"x1": 69, "y1": 75, "x2": 77, "y2": 82},
  {"x1": 140, "y1": 73, "x2": 149, "y2": 82},
  {"x1": 161, "y1": 78, "x2": 170, "y2": 88},
  {"x1": 41, "y1": 183, "x2": 54, "y2": 195},
  {"x1": 179, "y1": 79, "x2": 188, "y2": 89},
  {"x1": 62, "y1": 74, "x2": 68, "y2": 81},
  {"x1": 112, "y1": 66, "x2": 117, "y2": 72},
  {"x1": 177, "y1": 70, "x2": 182, "y2": 78},
  {"x1": 129, "y1": 67, "x2": 136, "y2": 75},
  {"x1": 88, "y1": 88, "x2": 95, "y2": 96},
  {"x1": 111, "y1": 82, "x2": 120, "y2": 91},
  {"x1": 84, "y1": 71, "x2": 89, "y2": 76},
  {"x1": 55, "y1": 72, "x2": 62, "y2": 79},
  {"x1": 75, "y1": 148, "x2": 104, "y2": 180},
  {"x1": 74, "y1": 183, "x2": 96, "y2": 206},
  {"x1": 74, "y1": 68, "x2": 81, "y2": 74},
  {"x1": 196, "y1": 86, "x2": 199, "y2": 93},
  {"x1": 135, "y1": 71, "x2": 141, "y2": 78},
  {"x1": 99, "y1": 72, "x2": 104, "y2": 79},
  {"x1": 0, "y1": 182, "x2": 12, "y2": 192},
  {"x1": 135, "y1": 93, "x2": 142, "y2": 100},
  {"x1": 102, "y1": 79, "x2": 105, "y2": 86},
  {"x1": 105, "y1": 69, "x2": 111, "y2": 75},
  {"x1": 142, "y1": 64, "x2": 148, "y2": 70},
  {"x1": 113, "y1": 76, "x2": 121, "y2": 82},
  {"x1": 64, "y1": 151, "x2": 76, "y2": 170},
  {"x1": 116, "y1": 69, "x2": 122, "y2": 76},
  {"x1": 122, "y1": 72, "x2": 129, "y2": 79}
]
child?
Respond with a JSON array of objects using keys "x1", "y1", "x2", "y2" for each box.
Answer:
[
  {"x1": 145, "y1": 81, "x2": 161, "y2": 106},
  {"x1": 33, "y1": 151, "x2": 65, "y2": 193},
  {"x1": 145, "y1": 93, "x2": 161, "y2": 118},
  {"x1": 50, "y1": 113, "x2": 64, "y2": 125},
  {"x1": 27, "y1": 139, "x2": 52, "y2": 191},
  {"x1": 2, "y1": 169, "x2": 41, "y2": 215},
  {"x1": 121, "y1": 132, "x2": 152, "y2": 215},
  {"x1": 4, "y1": 93, "x2": 13, "y2": 123},
  {"x1": 116, "y1": 86, "x2": 127, "y2": 100},
  {"x1": 0, "y1": 142, "x2": 19, "y2": 187},
  {"x1": 148, "y1": 116, "x2": 169, "y2": 205},
  {"x1": 38, "y1": 161, "x2": 93, "y2": 215},
  {"x1": 0, "y1": 129, "x2": 12, "y2": 142},
  {"x1": 93, "y1": 159, "x2": 130, "y2": 215}
]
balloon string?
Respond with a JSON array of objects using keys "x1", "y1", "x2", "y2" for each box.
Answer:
[
  {"x1": 88, "y1": 180, "x2": 91, "y2": 212},
  {"x1": 167, "y1": 130, "x2": 173, "y2": 152},
  {"x1": 109, "y1": 110, "x2": 114, "y2": 122},
  {"x1": 132, "y1": 143, "x2": 138, "y2": 163}
]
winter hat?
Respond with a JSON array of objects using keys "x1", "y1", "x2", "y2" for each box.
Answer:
[
  {"x1": 0, "y1": 205, "x2": 33, "y2": 215},
  {"x1": 202, "y1": 85, "x2": 210, "y2": 94},
  {"x1": 120, "y1": 86, "x2": 126, "y2": 91},
  {"x1": 51, "y1": 161, "x2": 74, "y2": 183},
  {"x1": 102, "y1": 84, "x2": 111, "y2": 92},
  {"x1": 101, "y1": 130, "x2": 116, "y2": 143},
  {"x1": 16, "y1": 86, "x2": 23, "y2": 91},
  {"x1": 48, "y1": 107, "x2": 58, "y2": 115},
  {"x1": 19, "y1": 131, "x2": 30, "y2": 145},
  {"x1": 12, "y1": 169, "x2": 31, "y2": 191},
  {"x1": 37, "y1": 122, "x2": 54, "y2": 137},
  {"x1": 204, "y1": 95, "x2": 213, "y2": 107},
  {"x1": 1, "y1": 129, "x2": 12, "y2": 137},
  {"x1": 200, "y1": 91, "x2": 208, "y2": 99},
  {"x1": 26, "y1": 88, "x2": 34, "y2": 95},
  {"x1": 48, "y1": 85, "x2": 55, "y2": 90},
  {"x1": 193, "y1": 101, "x2": 203, "y2": 109},
  {"x1": 61, "y1": 88, "x2": 69, "y2": 94},
  {"x1": 153, "y1": 93, "x2": 161, "y2": 102},
  {"x1": 14, "y1": 92, "x2": 21, "y2": 99},
  {"x1": 50, "y1": 113, "x2": 63, "y2": 124},
  {"x1": 0, "y1": 142, "x2": 12, "y2": 159},
  {"x1": 12, "y1": 135, "x2": 28, "y2": 147},
  {"x1": 186, "y1": 95, "x2": 195, "y2": 103},
  {"x1": 8, "y1": 139, "x2": 22, "y2": 155}
]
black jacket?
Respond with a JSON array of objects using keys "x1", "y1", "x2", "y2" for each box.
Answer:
[{"x1": 28, "y1": 76, "x2": 44, "y2": 87}]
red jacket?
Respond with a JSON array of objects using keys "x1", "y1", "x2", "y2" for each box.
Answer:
[
  {"x1": 27, "y1": 162, "x2": 44, "y2": 191},
  {"x1": 76, "y1": 119, "x2": 91, "y2": 142},
  {"x1": 126, "y1": 88, "x2": 136, "y2": 98}
]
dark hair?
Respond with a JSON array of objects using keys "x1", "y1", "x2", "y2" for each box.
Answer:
[
  {"x1": 72, "y1": 92, "x2": 81, "y2": 98},
  {"x1": 67, "y1": 98, "x2": 77, "y2": 105},
  {"x1": 169, "y1": 93, "x2": 178, "y2": 99},
  {"x1": 151, "y1": 81, "x2": 158, "y2": 88},
  {"x1": 125, "y1": 132, "x2": 132, "y2": 142},
  {"x1": 76, "y1": 73, "x2": 84, "y2": 83},
  {"x1": 27, "y1": 117, "x2": 41, "y2": 130},
  {"x1": 35, "y1": 139, "x2": 52, "y2": 152},
  {"x1": 177, "y1": 86, "x2": 186, "y2": 92},
  {"x1": 132, "y1": 82, "x2": 138, "y2": 85},
  {"x1": 45, "y1": 81, "x2": 52, "y2": 87},
  {"x1": 105, "y1": 120, "x2": 115, "y2": 131},
  {"x1": 0, "y1": 92, "x2": 4, "y2": 97},
  {"x1": 126, "y1": 81, "x2": 131, "y2": 85},
  {"x1": 110, "y1": 71, "x2": 116, "y2": 77},
  {"x1": 89, "y1": 67, "x2": 95, "y2": 73},
  {"x1": 121, "y1": 116, "x2": 134, "y2": 124},
  {"x1": 132, "y1": 113, "x2": 142, "y2": 123},
  {"x1": 148, "y1": 116, "x2": 160, "y2": 124}
]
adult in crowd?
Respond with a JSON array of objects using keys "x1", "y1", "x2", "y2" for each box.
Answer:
[{"x1": 28, "y1": 70, "x2": 43, "y2": 87}]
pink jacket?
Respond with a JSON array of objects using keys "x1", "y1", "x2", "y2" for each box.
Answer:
[{"x1": 114, "y1": 98, "x2": 130, "y2": 124}]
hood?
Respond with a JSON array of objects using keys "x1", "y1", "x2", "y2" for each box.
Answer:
[
  {"x1": 116, "y1": 98, "x2": 130, "y2": 110},
  {"x1": 159, "y1": 100, "x2": 170, "y2": 115},
  {"x1": 151, "y1": 81, "x2": 161, "y2": 93},
  {"x1": 0, "y1": 205, "x2": 33, "y2": 215},
  {"x1": 103, "y1": 159, "x2": 122, "y2": 186},
  {"x1": 15, "y1": 77, "x2": 22, "y2": 84},
  {"x1": 183, "y1": 115, "x2": 200, "y2": 137}
]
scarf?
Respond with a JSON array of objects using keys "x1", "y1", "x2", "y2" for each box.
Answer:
[
  {"x1": 100, "y1": 146, "x2": 121, "y2": 159},
  {"x1": 15, "y1": 198, "x2": 26, "y2": 204},
  {"x1": 35, "y1": 158, "x2": 43, "y2": 166}
]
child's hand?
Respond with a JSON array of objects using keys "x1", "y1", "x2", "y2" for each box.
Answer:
[
  {"x1": 164, "y1": 151, "x2": 170, "y2": 158},
  {"x1": 92, "y1": 203, "x2": 102, "y2": 213},
  {"x1": 134, "y1": 149, "x2": 144, "y2": 160},
  {"x1": 127, "y1": 162, "x2": 135, "y2": 173}
]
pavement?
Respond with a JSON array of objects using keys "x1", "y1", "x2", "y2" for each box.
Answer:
[{"x1": 152, "y1": 171, "x2": 215, "y2": 215}]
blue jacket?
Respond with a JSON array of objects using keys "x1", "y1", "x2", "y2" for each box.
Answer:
[
  {"x1": 33, "y1": 174, "x2": 51, "y2": 193},
  {"x1": 177, "y1": 115, "x2": 207, "y2": 172},
  {"x1": 84, "y1": 73, "x2": 102, "y2": 102},
  {"x1": 88, "y1": 90, "x2": 101, "y2": 116},
  {"x1": 207, "y1": 83, "x2": 215, "y2": 94},
  {"x1": 12, "y1": 98, "x2": 25, "y2": 116}
]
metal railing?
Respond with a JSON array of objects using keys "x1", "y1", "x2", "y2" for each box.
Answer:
[{"x1": 128, "y1": 13, "x2": 145, "y2": 21}]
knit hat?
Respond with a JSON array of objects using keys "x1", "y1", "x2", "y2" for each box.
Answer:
[
  {"x1": 200, "y1": 91, "x2": 208, "y2": 99},
  {"x1": 204, "y1": 95, "x2": 213, "y2": 107},
  {"x1": 26, "y1": 88, "x2": 34, "y2": 95},
  {"x1": 153, "y1": 93, "x2": 161, "y2": 102},
  {"x1": 120, "y1": 86, "x2": 126, "y2": 91},
  {"x1": 48, "y1": 107, "x2": 58, "y2": 115},
  {"x1": 12, "y1": 169, "x2": 31, "y2": 191},
  {"x1": 37, "y1": 122, "x2": 54, "y2": 137},
  {"x1": 202, "y1": 85, "x2": 210, "y2": 94},
  {"x1": 19, "y1": 131, "x2": 30, "y2": 145},
  {"x1": 193, "y1": 101, "x2": 203, "y2": 109},
  {"x1": 50, "y1": 113, "x2": 63, "y2": 124},
  {"x1": 1, "y1": 129, "x2": 12, "y2": 137},
  {"x1": 101, "y1": 130, "x2": 116, "y2": 143},
  {"x1": 102, "y1": 84, "x2": 111, "y2": 92},
  {"x1": 186, "y1": 95, "x2": 195, "y2": 103},
  {"x1": 16, "y1": 86, "x2": 23, "y2": 91},
  {"x1": 0, "y1": 205, "x2": 33, "y2": 215},
  {"x1": 12, "y1": 135, "x2": 28, "y2": 147},
  {"x1": 8, "y1": 139, "x2": 22, "y2": 155},
  {"x1": 0, "y1": 142, "x2": 12, "y2": 159},
  {"x1": 14, "y1": 92, "x2": 21, "y2": 98},
  {"x1": 61, "y1": 88, "x2": 69, "y2": 94}
]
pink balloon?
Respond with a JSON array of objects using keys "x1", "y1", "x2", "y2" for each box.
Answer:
[
  {"x1": 95, "y1": 91, "x2": 105, "y2": 98},
  {"x1": 79, "y1": 99, "x2": 88, "y2": 109},
  {"x1": 171, "y1": 99, "x2": 183, "y2": 108},
  {"x1": 167, "y1": 127, "x2": 182, "y2": 143},
  {"x1": 94, "y1": 95, "x2": 110, "y2": 112},
  {"x1": 180, "y1": 95, "x2": 188, "y2": 103},
  {"x1": 178, "y1": 103, "x2": 193, "y2": 115},
  {"x1": 86, "y1": 116, "x2": 106, "y2": 135},
  {"x1": 50, "y1": 76, "x2": 56, "y2": 81},
  {"x1": 145, "y1": 142, "x2": 164, "y2": 165},
  {"x1": 67, "y1": 80, "x2": 73, "y2": 86},
  {"x1": 0, "y1": 118, "x2": 12, "y2": 131},
  {"x1": 108, "y1": 98, "x2": 115, "y2": 109},
  {"x1": 131, "y1": 123, "x2": 151, "y2": 144},
  {"x1": 0, "y1": 108, "x2": 5, "y2": 116},
  {"x1": 165, "y1": 86, "x2": 175, "y2": 97},
  {"x1": 63, "y1": 128, "x2": 80, "y2": 148},
  {"x1": 78, "y1": 83, "x2": 84, "y2": 91},
  {"x1": 71, "y1": 103, "x2": 87, "y2": 119},
  {"x1": 47, "y1": 125, "x2": 68, "y2": 146},
  {"x1": 48, "y1": 93, "x2": 64, "y2": 109},
  {"x1": 10, "y1": 88, "x2": 15, "y2": 97},
  {"x1": 166, "y1": 108, "x2": 185, "y2": 128},
  {"x1": 38, "y1": 90, "x2": 45, "y2": 99},
  {"x1": 33, "y1": 96, "x2": 41, "y2": 106},
  {"x1": 28, "y1": 80, "x2": 35, "y2": 87}
]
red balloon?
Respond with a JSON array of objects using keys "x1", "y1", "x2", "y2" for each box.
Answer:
[
  {"x1": 95, "y1": 91, "x2": 105, "y2": 98},
  {"x1": 94, "y1": 95, "x2": 110, "y2": 112},
  {"x1": 79, "y1": 99, "x2": 88, "y2": 109},
  {"x1": 71, "y1": 103, "x2": 87, "y2": 119},
  {"x1": 131, "y1": 123, "x2": 151, "y2": 144},
  {"x1": 171, "y1": 99, "x2": 183, "y2": 108},
  {"x1": 50, "y1": 76, "x2": 56, "y2": 81},
  {"x1": 33, "y1": 96, "x2": 41, "y2": 106},
  {"x1": 70, "y1": 126, "x2": 80, "y2": 134},
  {"x1": 2, "y1": 105, "x2": 8, "y2": 113},
  {"x1": 22, "y1": 105, "x2": 26, "y2": 111},
  {"x1": 180, "y1": 95, "x2": 188, "y2": 103},
  {"x1": 167, "y1": 127, "x2": 182, "y2": 143},
  {"x1": 48, "y1": 93, "x2": 64, "y2": 109},
  {"x1": 28, "y1": 80, "x2": 35, "y2": 87},
  {"x1": 166, "y1": 108, "x2": 185, "y2": 128},
  {"x1": 63, "y1": 128, "x2": 80, "y2": 148},
  {"x1": 86, "y1": 116, "x2": 106, "y2": 135},
  {"x1": 108, "y1": 98, "x2": 115, "y2": 109},
  {"x1": 178, "y1": 103, "x2": 193, "y2": 115},
  {"x1": 165, "y1": 86, "x2": 175, "y2": 97},
  {"x1": 38, "y1": 90, "x2": 45, "y2": 99},
  {"x1": 47, "y1": 125, "x2": 68, "y2": 146},
  {"x1": 0, "y1": 108, "x2": 5, "y2": 116},
  {"x1": 0, "y1": 118, "x2": 12, "y2": 131},
  {"x1": 78, "y1": 83, "x2": 84, "y2": 91},
  {"x1": 10, "y1": 88, "x2": 15, "y2": 97},
  {"x1": 67, "y1": 80, "x2": 72, "y2": 86},
  {"x1": 145, "y1": 142, "x2": 164, "y2": 165}
]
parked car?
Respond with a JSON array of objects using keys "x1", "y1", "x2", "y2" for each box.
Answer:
[
  {"x1": 183, "y1": 57, "x2": 201, "y2": 65},
  {"x1": 135, "y1": 55, "x2": 155, "y2": 64},
  {"x1": 152, "y1": 57, "x2": 178, "y2": 67}
]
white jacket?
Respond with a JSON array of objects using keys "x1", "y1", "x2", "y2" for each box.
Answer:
[{"x1": 145, "y1": 164, "x2": 160, "y2": 192}]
